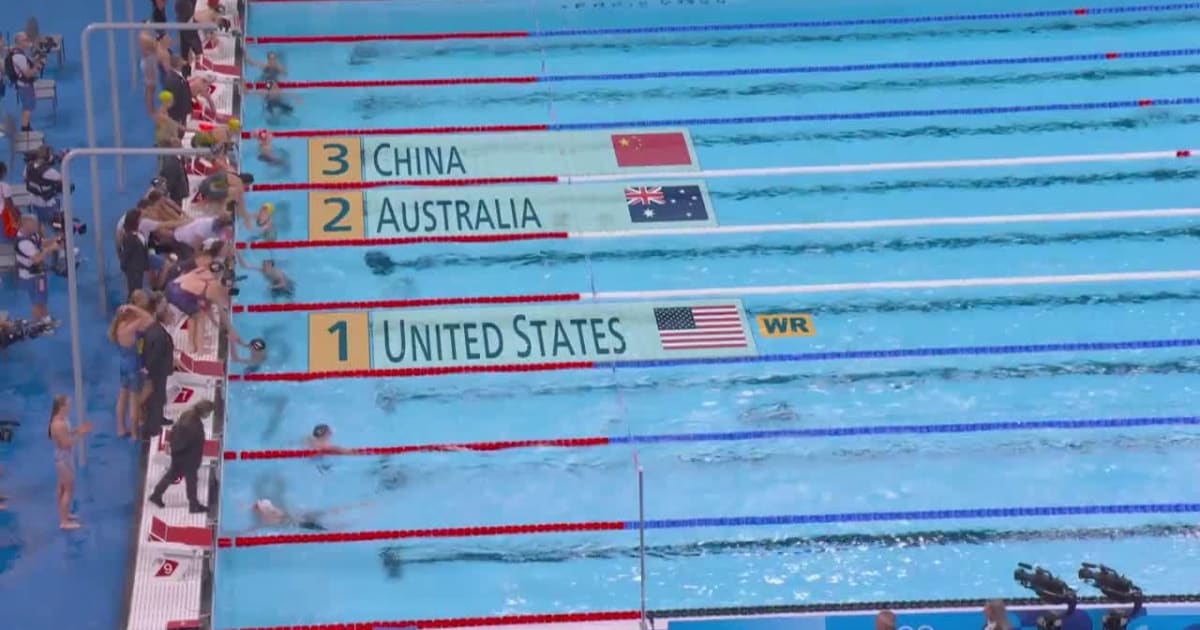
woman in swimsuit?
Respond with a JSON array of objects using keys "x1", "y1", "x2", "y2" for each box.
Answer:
[
  {"x1": 109, "y1": 303, "x2": 155, "y2": 437},
  {"x1": 48, "y1": 395, "x2": 92, "y2": 530},
  {"x1": 248, "y1": 51, "x2": 287, "y2": 84},
  {"x1": 167, "y1": 264, "x2": 224, "y2": 354},
  {"x1": 137, "y1": 26, "x2": 170, "y2": 114}
]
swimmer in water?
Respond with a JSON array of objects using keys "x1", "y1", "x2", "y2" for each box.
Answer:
[
  {"x1": 247, "y1": 51, "x2": 286, "y2": 84},
  {"x1": 228, "y1": 327, "x2": 267, "y2": 373},
  {"x1": 307, "y1": 424, "x2": 351, "y2": 454},
  {"x1": 254, "y1": 129, "x2": 288, "y2": 171},
  {"x1": 252, "y1": 202, "x2": 277, "y2": 240},
  {"x1": 260, "y1": 80, "x2": 300, "y2": 120},
  {"x1": 261, "y1": 260, "x2": 293, "y2": 297},
  {"x1": 251, "y1": 498, "x2": 331, "y2": 531},
  {"x1": 738, "y1": 402, "x2": 798, "y2": 423},
  {"x1": 364, "y1": 250, "x2": 398, "y2": 276}
]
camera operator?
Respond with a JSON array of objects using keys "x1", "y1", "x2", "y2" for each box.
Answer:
[
  {"x1": 14, "y1": 214, "x2": 59, "y2": 321},
  {"x1": 4, "y1": 33, "x2": 44, "y2": 132},
  {"x1": 23, "y1": 145, "x2": 65, "y2": 234}
]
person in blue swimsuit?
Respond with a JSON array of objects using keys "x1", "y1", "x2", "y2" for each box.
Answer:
[{"x1": 108, "y1": 301, "x2": 155, "y2": 438}]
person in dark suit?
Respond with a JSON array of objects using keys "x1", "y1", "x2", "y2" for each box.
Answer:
[
  {"x1": 161, "y1": 56, "x2": 192, "y2": 127},
  {"x1": 174, "y1": 0, "x2": 203, "y2": 60},
  {"x1": 157, "y1": 136, "x2": 189, "y2": 206},
  {"x1": 140, "y1": 292, "x2": 175, "y2": 439},
  {"x1": 119, "y1": 210, "x2": 150, "y2": 298},
  {"x1": 148, "y1": 399, "x2": 214, "y2": 513}
]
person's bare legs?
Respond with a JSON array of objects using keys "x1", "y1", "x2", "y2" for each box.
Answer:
[
  {"x1": 57, "y1": 479, "x2": 80, "y2": 529},
  {"x1": 189, "y1": 312, "x2": 202, "y2": 354},
  {"x1": 116, "y1": 387, "x2": 130, "y2": 437}
]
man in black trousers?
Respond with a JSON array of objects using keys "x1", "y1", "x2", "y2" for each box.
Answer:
[
  {"x1": 140, "y1": 292, "x2": 175, "y2": 440},
  {"x1": 148, "y1": 399, "x2": 214, "y2": 513}
]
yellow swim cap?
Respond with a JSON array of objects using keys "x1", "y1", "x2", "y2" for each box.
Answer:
[
  {"x1": 158, "y1": 90, "x2": 173, "y2": 104},
  {"x1": 227, "y1": 117, "x2": 241, "y2": 131},
  {"x1": 261, "y1": 202, "x2": 274, "y2": 214}
]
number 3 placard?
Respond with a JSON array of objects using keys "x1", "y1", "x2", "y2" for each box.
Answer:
[
  {"x1": 307, "y1": 312, "x2": 370, "y2": 373},
  {"x1": 306, "y1": 138, "x2": 363, "y2": 184}
]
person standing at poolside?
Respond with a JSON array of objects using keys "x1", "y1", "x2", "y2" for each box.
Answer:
[{"x1": 48, "y1": 395, "x2": 92, "y2": 530}]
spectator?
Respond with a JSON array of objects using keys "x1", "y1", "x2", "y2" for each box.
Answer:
[
  {"x1": 175, "y1": 0, "x2": 203, "y2": 60},
  {"x1": 48, "y1": 394, "x2": 92, "y2": 530},
  {"x1": 147, "y1": 400, "x2": 215, "y2": 513},
  {"x1": 109, "y1": 303, "x2": 155, "y2": 438},
  {"x1": 173, "y1": 214, "x2": 231, "y2": 256},
  {"x1": 875, "y1": 611, "x2": 896, "y2": 630},
  {"x1": 119, "y1": 209, "x2": 151, "y2": 298},
  {"x1": 983, "y1": 600, "x2": 1012, "y2": 630},
  {"x1": 161, "y1": 55, "x2": 192, "y2": 127},
  {"x1": 23, "y1": 145, "x2": 66, "y2": 232},
  {"x1": 166, "y1": 258, "x2": 227, "y2": 354},
  {"x1": 14, "y1": 215, "x2": 58, "y2": 321},
  {"x1": 140, "y1": 292, "x2": 175, "y2": 439},
  {"x1": 4, "y1": 33, "x2": 43, "y2": 132}
]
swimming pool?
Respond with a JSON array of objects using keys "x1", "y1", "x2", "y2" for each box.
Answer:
[{"x1": 217, "y1": 0, "x2": 1200, "y2": 627}]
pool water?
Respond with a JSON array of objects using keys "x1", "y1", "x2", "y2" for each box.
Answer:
[{"x1": 218, "y1": 0, "x2": 1200, "y2": 627}]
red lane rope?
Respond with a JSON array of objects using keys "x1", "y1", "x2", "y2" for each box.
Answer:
[
  {"x1": 228, "y1": 436, "x2": 611, "y2": 461},
  {"x1": 247, "y1": 31, "x2": 530, "y2": 43},
  {"x1": 227, "y1": 361, "x2": 595, "y2": 382},
  {"x1": 237, "y1": 232, "x2": 569, "y2": 250},
  {"x1": 239, "y1": 124, "x2": 547, "y2": 139},
  {"x1": 230, "y1": 519, "x2": 626, "y2": 547},
  {"x1": 231, "y1": 292, "x2": 580, "y2": 313},
  {"x1": 247, "y1": 176, "x2": 559, "y2": 192},
  {"x1": 227, "y1": 610, "x2": 641, "y2": 630},
  {"x1": 247, "y1": 76, "x2": 538, "y2": 89}
]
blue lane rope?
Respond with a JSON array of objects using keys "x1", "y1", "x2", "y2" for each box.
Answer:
[
  {"x1": 539, "y1": 48, "x2": 1200, "y2": 83},
  {"x1": 600, "y1": 338, "x2": 1200, "y2": 371},
  {"x1": 548, "y1": 97, "x2": 1200, "y2": 131},
  {"x1": 529, "y1": 3, "x2": 1200, "y2": 38},
  {"x1": 622, "y1": 503, "x2": 1200, "y2": 530},
  {"x1": 606, "y1": 416, "x2": 1200, "y2": 445}
]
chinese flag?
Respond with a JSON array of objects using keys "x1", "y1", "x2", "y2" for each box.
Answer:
[{"x1": 610, "y1": 132, "x2": 693, "y2": 167}]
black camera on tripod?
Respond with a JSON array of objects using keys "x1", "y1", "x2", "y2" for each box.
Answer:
[
  {"x1": 1014, "y1": 563, "x2": 1077, "y2": 630},
  {"x1": 0, "y1": 317, "x2": 59, "y2": 351},
  {"x1": 211, "y1": 260, "x2": 245, "y2": 297},
  {"x1": 49, "y1": 210, "x2": 86, "y2": 235},
  {"x1": 1079, "y1": 564, "x2": 1144, "y2": 630}
]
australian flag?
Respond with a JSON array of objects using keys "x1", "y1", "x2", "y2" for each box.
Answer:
[{"x1": 625, "y1": 185, "x2": 708, "y2": 223}]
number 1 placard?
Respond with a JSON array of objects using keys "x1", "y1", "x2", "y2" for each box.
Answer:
[{"x1": 307, "y1": 312, "x2": 370, "y2": 373}]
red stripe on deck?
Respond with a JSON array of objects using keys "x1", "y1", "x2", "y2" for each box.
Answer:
[
  {"x1": 238, "y1": 232, "x2": 570, "y2": 250},
  {"x1": 247, "y1": 176, "x2": 560, "y2": 192},
  {"x1": 227, "y1": 362, "x2": 595, "y2": 382},
  {"x1": 232, "y1": 292, "x2": 581, "y2": 314},
  {"x1": 240, "y1": 124, "x2": 548, "y2": 139}
]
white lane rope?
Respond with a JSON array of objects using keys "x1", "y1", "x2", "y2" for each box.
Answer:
[
  {"x1": 566, "y1": 149, "x2": 1197, "y2": 183},
  {"x1": 589, "y1": 270, "x2": 1200, "y2": 300},
  {"x1": 570, "y1": 207, "x2": 1200, "y2": 239}
]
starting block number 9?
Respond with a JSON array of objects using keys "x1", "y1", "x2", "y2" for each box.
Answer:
[
  {"x1": 308, "y1": 312, "x2": 370, "y2": 373},
  {"x1": 307, "y1": 137, "x2": 363, "y2": 184},
  {"x1": 307, "y1": 192, "x2": 365, "y2": 240}
]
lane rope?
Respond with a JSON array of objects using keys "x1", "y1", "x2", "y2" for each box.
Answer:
[
  {"x1": 243, "y1": 147, "x2": 1198, "y2": 192},
  {"x1": 246, "y1": 47, "x2": 1200, "y2": 90},
  {"x1": 244, "y1": 2, "x2": 1200, "y2": 43},
  {"x1": 239, "y1": 207, "x2": 1200, "y2": 251},
  {"x1": 223, "y1": 502, "x2": 1200, "y2": 547},
  {"x1": 241, "y1": 97, "x2": 1200, "y2": 138},
  {"x1": 228, "y1": 337, "x2": 1200, "y2": 383},
  {"x1": 232, "y1": 269, "x2": 1200, "y2": 313},
  {"x1": 228, "y1": 415, "x2": 1200, "y2": 461}
]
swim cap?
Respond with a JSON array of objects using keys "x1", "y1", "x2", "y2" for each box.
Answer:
[
  {"x1": 254, "y1": 499, "x2": 274, "y2": 511},
  {"x1": 158, "y1": 91, "x2": 173, "y2": 104},
  {"x1": 261, "y1": 202, "x2": 274, "y2": 214},
  {"x1": 249, "y1": 338, "x2": 267, "y2": 351},
  {"x1": 312, "y1": 424, "x2": 331, "y2": 439},
  {"x1": 227, "y1": 118, "x2": 241, "y2": 132},
  {"x1": 256, "y1": 129, "x2": 269, "y2": 140}
]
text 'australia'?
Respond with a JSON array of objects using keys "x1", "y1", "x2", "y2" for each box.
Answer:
[{"x1": 375, "y1": 197, "x2": 542, "y2": 234}]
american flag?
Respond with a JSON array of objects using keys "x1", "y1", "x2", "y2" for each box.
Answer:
[{"x1": 654, "y1": 305, "x2": 747, "y2": 350}]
